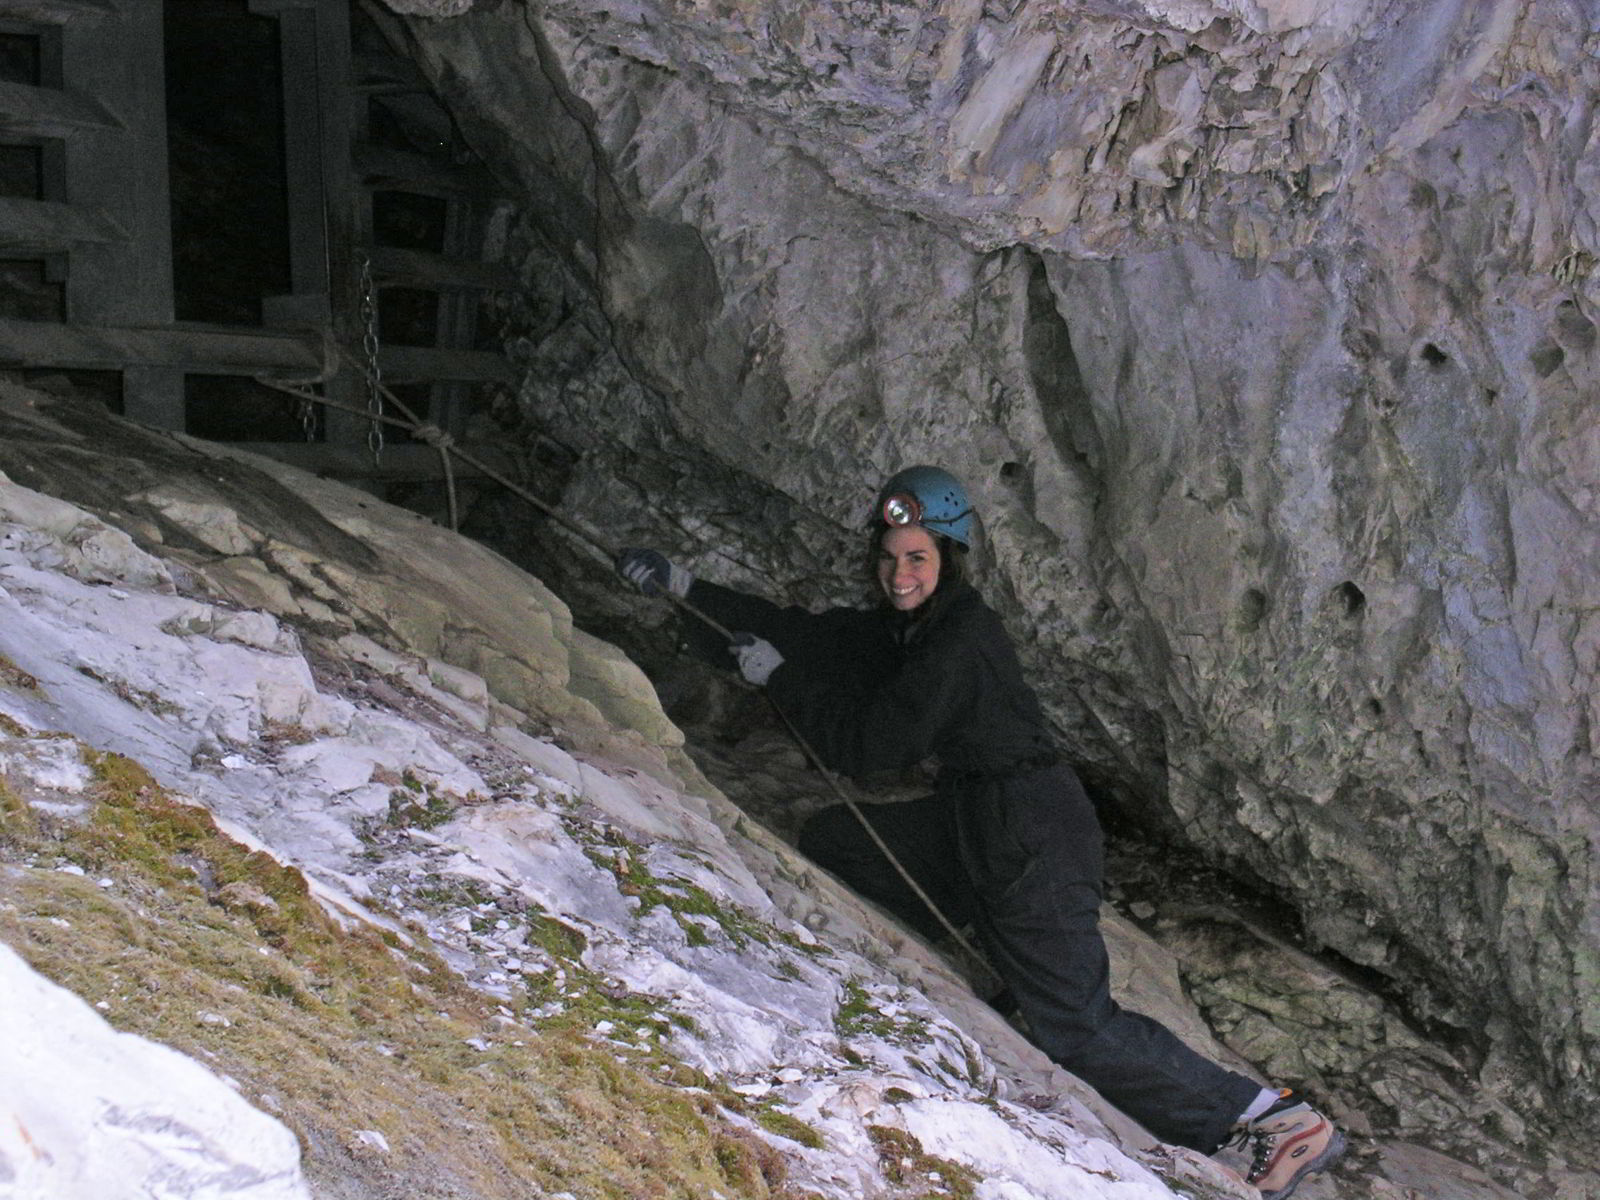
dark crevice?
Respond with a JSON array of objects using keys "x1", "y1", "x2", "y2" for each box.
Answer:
[
  {"x1": 165, "y1": 0, "x2": 290, "y2": 326},
  {"x1": 1334, "y1": 579, "x2": 1366, "y2": 617},
  {"x1": 1022, "y1": 250, "x2": 1102, "y2": 485},
  {"x1": 1236, "y1": 587, "x2": 1269, "y2": 633}
]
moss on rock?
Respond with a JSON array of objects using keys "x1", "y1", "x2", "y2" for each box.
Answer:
[{"x1": 0, "y1": 739, "x2": 809, "y2": 1199}]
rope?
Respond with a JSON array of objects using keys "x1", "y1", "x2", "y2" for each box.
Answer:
[
  {"x1": 253, "y1": 370, "x2": 1001, "y2": 986},
  {"x1": 409, "y1": 421, "x2": 460, "y2": 533}
]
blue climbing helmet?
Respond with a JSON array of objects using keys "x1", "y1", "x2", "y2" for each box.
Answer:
[{"x1": 874, "y1": 465, "x2": 975, "y2": 547}]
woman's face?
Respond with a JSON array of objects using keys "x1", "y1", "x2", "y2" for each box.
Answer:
[{"x1": 878, "y1": 524, "x2": 941, "y2": 612}]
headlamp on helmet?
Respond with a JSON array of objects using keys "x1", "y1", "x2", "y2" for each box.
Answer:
[
  {"x1": 871, "y1": 465, "x2": 975, "y2": 547},
  {"x1": 881, "y1": 492, "x2": 922, "y2": 528}
]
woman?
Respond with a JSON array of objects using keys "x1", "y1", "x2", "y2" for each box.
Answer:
[{"x1": 618, "y1": 465, "x2": 1344, "y2": 1199}]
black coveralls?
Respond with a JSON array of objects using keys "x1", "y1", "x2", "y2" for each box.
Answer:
[{"x1": 686, "y1": 576, "x2": 1259, "y2": 1153}]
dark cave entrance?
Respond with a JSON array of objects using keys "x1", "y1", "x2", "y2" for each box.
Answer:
[
  {"x1": 0, "y1": 21, "x2": 66, "y2": 324},
  {"x1": 0, "y1": 0, "x2": 517, "y2": 505},
  {"x1": 164, "y1": 0, "x2": 303, "y2": 442},
  {"x1": 163, "y1": 0, "x2": 515, "y2": 462},
  {"x1": 165, "y1": 0, "x2": 292, "y2": 330}
]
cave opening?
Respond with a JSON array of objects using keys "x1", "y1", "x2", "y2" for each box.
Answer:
[
  {"x1": 164, "y1": 0, "x2": 305, "y2": 441},
  {"x1": 165, "y1": 0, "x2": 291, "y2": 329},
  {"x1": 0, "y1": 0, "x2": 517, "y2": 494},
  {"x1": 0, "y1": 23, "x2": 62, "y2": 325}
]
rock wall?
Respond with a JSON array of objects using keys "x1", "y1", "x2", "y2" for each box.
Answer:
[
  {"x1": 3, "y1": 383, "x2": 1248, "y2": 1200},
  {"x1": 391, "y1": 0, "x2": 1599, "y2": 1149}
]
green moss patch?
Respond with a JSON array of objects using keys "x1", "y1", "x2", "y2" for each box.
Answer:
[
  {"x1": 754, "y1": 1107, "x2": 824, "y2": 1150},
  {"x1": 0, "y1": 653, "x2": 41, "y2": 693},
  {"x1": 581, "y1": 828, "x2": 802, "y2": 954},
  {"x1": 381, "y1": 767, "x2": 458, "y2": 830},
  {"x1": 835, "y1": 979, "x2": 930, "y2": 1045},
  {"x1": 866, "y1": 1124, "x2": 979, "y2": 1199},
  {"x1": 0, "y1": 743, "x2": 817, "y2": 1199}
]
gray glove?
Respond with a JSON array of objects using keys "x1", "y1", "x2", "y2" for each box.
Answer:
[
  {"x1": 616, "y1": 548, "x2": 693, "y2": 598},
  {"x1": 731, "y1": 633, "x2": 784, "y2": 686}
]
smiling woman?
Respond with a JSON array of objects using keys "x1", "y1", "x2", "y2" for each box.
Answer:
[
  {"x1": 616, "y1": 464, "x2": 1345, "y2": 1199},
  {"x1": 877, "y1": 524, "x2": 941, "y2": 612}
]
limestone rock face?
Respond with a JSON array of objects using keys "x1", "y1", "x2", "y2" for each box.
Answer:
[
  {"x1": 1, "y1": 385, "x2": 1266, "y2": 1200},
  {"x1": 392, "y1": 0, "x2": 1600, "y2": 1167}
]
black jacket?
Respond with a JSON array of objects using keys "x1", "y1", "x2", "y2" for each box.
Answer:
[{"x1": 684, "y1": 578, "x2": 1059, "y2": 784}]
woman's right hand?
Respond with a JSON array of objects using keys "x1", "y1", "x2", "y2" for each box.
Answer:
[
  {"x1": 615, "y1": 548, "x2": 694, "y2": 598},
  {"x1": 730, "y1": 633, "x2": 784, "y2": 685}
]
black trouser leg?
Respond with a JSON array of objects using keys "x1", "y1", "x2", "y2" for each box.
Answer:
[
  {"x1": 800, "y1": 773, "x2": 1259, "y2": 1153},
  {"x1": 958, "y1": 765, "x2": 1260, "y2": 1153},
  {"x1": 798, "y1": 795, "x2": 975, "y2": 942}
]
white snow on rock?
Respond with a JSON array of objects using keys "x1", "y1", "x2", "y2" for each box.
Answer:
[
  {"x1": 0, "y1": 942, "x2": 311, "y2": 1200},
  {"x1": 901, "y1": 1098, "x2": 1168, "y2": 1199},
  {"x1": 0, "y1": 471, "x2": 1220, "y2": 1199}
]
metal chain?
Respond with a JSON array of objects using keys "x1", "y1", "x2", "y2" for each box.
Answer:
[
  {"x1": 358, "y1": 253, "x2": 385, "y2": 464},
  {"x1": 297, "y1": 390, "x2": 317, "y2": 442}
]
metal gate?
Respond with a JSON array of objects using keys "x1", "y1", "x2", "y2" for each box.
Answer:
[{"x1": 0, "y1": 0, "x2": 514, "y2": 484}]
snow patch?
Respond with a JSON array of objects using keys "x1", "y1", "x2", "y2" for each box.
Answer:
[{"x1": 0, "y1": 942, "x2": 310, "y2": 1200}]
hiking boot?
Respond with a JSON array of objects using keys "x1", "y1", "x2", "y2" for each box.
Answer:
[{"x1": 1231, "y1": 1090, "x2": 1346, "y2": 1199}]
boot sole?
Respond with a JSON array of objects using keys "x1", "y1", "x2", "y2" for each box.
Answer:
[{"x1": 1261, "y1": 1127, "x2": 1347, "y2": 1200}]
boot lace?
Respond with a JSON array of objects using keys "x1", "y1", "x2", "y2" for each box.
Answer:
[{"x1": 1226, "y1": 1119, "x2": 1280, "y2": 1182}]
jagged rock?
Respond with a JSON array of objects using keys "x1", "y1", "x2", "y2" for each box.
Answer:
[
  {"x1": 381, "y1": 3, "x2": 1600, "y2": 1177},
  {"x1": 0, "y1": 387, "x2": 1208, "y2": 1199}
]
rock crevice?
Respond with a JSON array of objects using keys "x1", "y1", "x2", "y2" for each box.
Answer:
[{"x1": 302, "y1": 1, "x2": 1600, "y2": 1191}]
